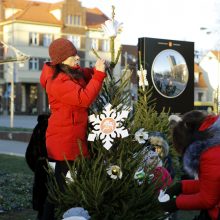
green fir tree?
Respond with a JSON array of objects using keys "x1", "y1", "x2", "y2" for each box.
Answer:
[{"x1": 47, "y1": 6, "x2": 179, "y2": 220}]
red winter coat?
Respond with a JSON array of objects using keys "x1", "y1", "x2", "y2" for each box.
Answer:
[
  {"x1": 176, "y1": 115, "x2": 220, "y2": 220},
  {"x1": 40, "y1": 63, "x2": 106, "y2": 161}
]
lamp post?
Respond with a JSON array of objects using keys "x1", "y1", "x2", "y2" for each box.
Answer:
[
  {"x1": 0, "y1": 41, "x2": 29, "y2": 127},
  {"x1": 200, "y1": 27, "x2": 220, "y2": 113}
]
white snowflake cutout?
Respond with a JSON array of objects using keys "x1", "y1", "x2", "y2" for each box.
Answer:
[
  {"x1": 137, "y1": 68, "x2": 148, "y2": 87},
  {"x1": 88, "y1": 103, "x2": 129, "y2": 150}
]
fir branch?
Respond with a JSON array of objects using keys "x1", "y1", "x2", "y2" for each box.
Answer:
[
  {"x1": 114, "y1": 46, "x2": 122, "y2": 65},
  {"x1": 92, "y1": 48, "x2": 101, "y2": 59}
]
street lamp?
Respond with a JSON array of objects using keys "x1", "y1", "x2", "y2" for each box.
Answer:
[
  {"x1": 200, "y1": 27, "x2": 220, "y2": 113},
  {"x1": 0, "y1": 41, "x2": 29, "y2": 127}
]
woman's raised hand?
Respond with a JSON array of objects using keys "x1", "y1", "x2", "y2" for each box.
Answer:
[{"x1": 95, "y1": 59, "x2": 106, "y2": 72}]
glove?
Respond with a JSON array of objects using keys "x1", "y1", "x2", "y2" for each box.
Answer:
[
  {"x1": 160, "y1": 198, "x2": 177, "y2": 213},
  {"x1": 158, "y1": 190, "x2": 178, "y2": 213},
  {"x1": 166, "y1": 182, "x2": 182, "y2": 198}
]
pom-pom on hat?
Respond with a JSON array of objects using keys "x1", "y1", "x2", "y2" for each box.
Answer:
[{"x1": 49, "y1": 38, "x2": 77, "y2": 65}]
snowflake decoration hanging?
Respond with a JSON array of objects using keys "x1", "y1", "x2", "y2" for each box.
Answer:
[
  {"x1": 137, "y1": 68, "x2": 148, "y2": 87},
  {"x1": 88, "y1": 103, "x2": 129, "y2": 150}
]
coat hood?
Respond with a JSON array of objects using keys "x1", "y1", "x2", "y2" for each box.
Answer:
[
  {"x1": 40, "y1": 62, "x2": 54, "y2": 88},
  {"x1": 183, "y1": 115, "x2": 220, "y2": 176}
]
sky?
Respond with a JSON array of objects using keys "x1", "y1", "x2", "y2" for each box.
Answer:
[{"x1": 37, "y1": 0, "x2": 220, "y2": 51}]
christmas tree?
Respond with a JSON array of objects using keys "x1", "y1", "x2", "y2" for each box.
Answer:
[{"x1": 47, "y1": 6, "x2": 177, "y2": 220}]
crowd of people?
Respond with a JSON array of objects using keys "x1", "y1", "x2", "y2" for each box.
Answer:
[{"x1": 155, "y1": 78, "x2": 177, "y2": 96}]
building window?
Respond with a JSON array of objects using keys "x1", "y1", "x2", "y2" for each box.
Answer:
[
  {"x1": 66, "y1": 15, "x2": 73, "y2": 25},
  {"x1": 21, "y1": 85, "x2": 26, "y2": 112},
  {"x1": 39, "y1": 58, "x2": 50, "y2": 70},
  {"x1": 43, "y1": 34, "x2": 53, "y2": 47},
  {"x1": 198, "y1": 92, "x2": 204, "y2": 101},
  {"x1": 67, "y1": 35, "x2": 81, "y2": 49},
  {"x1": 74, "y1": 15, "x2": 81, "y2": 25},
  {"x1": 29, "y1": 58, "x2": 39, "y2": 70},
  {"x1": 102, "y1": 39, "x2": 110, "y2": 52},
  {"x1": 66, "y1": 15, "x2": 81, "y2": 26},
  {"x1": 29, "y1": 32, "x2": 39, "y2": 45},
  {"x1": 89, "y1": 61, "x2": 95, "y2": 68},
  {"x1": 29, "y1": 85, "x2": 38, "y2": 114},
  {"x1": 0, "y1": 64, "x2": 3, "y2": 79},
  {"x1": 91, "y1": 38, "x2": 99, "y2": 50}
]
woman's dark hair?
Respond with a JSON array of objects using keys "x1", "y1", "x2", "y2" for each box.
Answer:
[
  {"x1": 52, "y1": 64, "x2": 84, "y2": 80},
  {"x1": 172, "y1": 110, "x2": 210, "y2": 154}
]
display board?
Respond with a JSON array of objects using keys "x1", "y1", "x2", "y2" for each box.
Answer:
[{"x1": 138, "y1": 37, "x2": 194, "y2": 114}]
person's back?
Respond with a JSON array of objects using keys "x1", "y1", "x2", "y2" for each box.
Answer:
[{"x1": 159, "y1": 111, "x2": 220, "y2": 220}]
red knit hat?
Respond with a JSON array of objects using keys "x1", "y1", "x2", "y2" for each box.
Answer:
[{"x1": 49, "y1": 38, "x2": 77, "y2": 65}]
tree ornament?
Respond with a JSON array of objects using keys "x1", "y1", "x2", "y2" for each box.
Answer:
[
  {"x1": 137, "y1": 51, "x2": 148, "y2": 91},
  {"x1": 88, "y1": 103, "x2": 129, "y2": 150},
  {"x1": 137, "y1": 68, "x2": 148, "y2": 89},
  {"x1": 158, "y1": 190, "x2": 170, "y2": 203},
  {"x1": 101, "y1": 19, "x2": 123, "y2": 38},
  {"x1": 101, "y1": 6, "x2": 122, "y2": 38},
  {"x1": 62, "y1": 207, "x2": 90, "y2": 220},
  {"x1": 107, "y1": 165, "x2": 123, "y2": 179},
  {"x1": 134, "y1": 128, "x2": 149, "y2": 144},
  {"x1": 100, "y1": 6, "x2": 123, "y2": 66},
  {"x1": 134, "y1": 169, "x2": 145, "y2": 180}
]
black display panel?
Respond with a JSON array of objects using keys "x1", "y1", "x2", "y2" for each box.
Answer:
[{"x1": 138, "y1": 37, "x2": 194, "y2": 114}]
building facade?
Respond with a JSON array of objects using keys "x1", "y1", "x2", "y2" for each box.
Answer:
[
  {"x1": 194, "y1": 63, "x2": 208, "y2": 102},
  {"x1": 0, "y1": 0, "x2": 121, "y2": 115},
  {"x1": 199, "y1": 50, "x2": 220, "y2": 112}
]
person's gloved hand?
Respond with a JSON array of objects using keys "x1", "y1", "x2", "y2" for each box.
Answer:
[
  {"x1": 166, "y1": 181, "x2": 182, "y2": 198},
  {"x1": 158, "y1": 190, "x2": 178, "y2": 213},
  {"x1": 160, "y1": 199, "x2": 177, "y2": 213}
]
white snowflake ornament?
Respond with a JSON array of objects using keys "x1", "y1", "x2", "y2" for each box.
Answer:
[
  {"x1": 137, "y1": 69, "x2": 148, "y2": 87},
  {"x1": 88, "y1": 103, "x2": 129, "y2": 150},
  {"x1": 135, "y1": 128, "x2": 149, "y2": 144},
  {"x1": 101, "y1": 19, "x2": 123, "y2": 37}
]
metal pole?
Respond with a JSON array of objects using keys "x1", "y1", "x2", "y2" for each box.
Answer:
[
  {"x1": 9, "y1": 62, "x2": 14, "y2": 127},
  {"x1": 11, "y1": 0, "x2": 14, "y2": 128}
]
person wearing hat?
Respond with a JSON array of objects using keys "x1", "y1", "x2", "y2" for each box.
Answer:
[
  {"x1": 142, "y1": 132, "x2": 173, "y2": 192},
  {"x1": 148, "y1": 131, "x2": 175, "y2": 179},
  {"x1": 159, "y1": 110, "x2": 220, "y2": 220},
  {"x1": 40, "y1": 38, "x2": 107, "y2": 220}
]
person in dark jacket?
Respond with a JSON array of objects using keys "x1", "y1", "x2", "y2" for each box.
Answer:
[
  {"x1": 25, "y1": 114, "x2": 49, "y2": 219},
  {"x1": 159, "y1": 110, "x2": 220, "y2": 220},
  {"x1": 39, "y1": 38, "x2": 107, "y2": 220}
]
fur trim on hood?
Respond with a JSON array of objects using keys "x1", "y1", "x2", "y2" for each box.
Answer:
[
  {"x1": 183, "y1": 115, "x2": 220, "y2": 177},
  {"x1": 149, "y1": 136, "x2": 169, "y2": 156},
  {"x1": 148, "y1": 131, "x2": 169, "y2": 157}
]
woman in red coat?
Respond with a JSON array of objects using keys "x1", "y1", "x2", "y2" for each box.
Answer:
[
  {"x1": 160, "y1": 110, "x2": 220, "y2": 220},
  {"x1": 40, "y1": 38, "x2": 106, "y2": 220}
]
